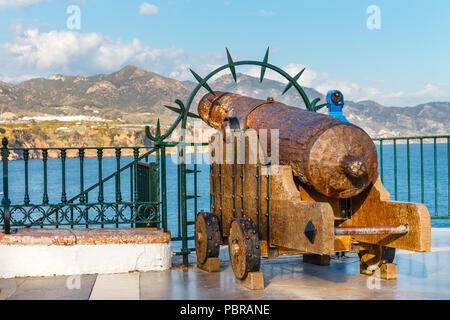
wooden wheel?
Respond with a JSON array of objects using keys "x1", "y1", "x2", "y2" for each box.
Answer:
[
  {"x1": 195, "y1": 211, "x2": 220, "y2": 265},
  {"x1": 228, "y1": 217, "x2": 261, "y2": 280},
  {"x1": 359, "y1": 244, "x2": 396, "y2": 272}
]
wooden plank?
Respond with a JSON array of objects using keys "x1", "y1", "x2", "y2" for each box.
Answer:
[
  {"x1": 270, "y1": 199, "x2": 335, "y2": 255},
  {"x1": 236, "y1": 272, "x2": 264, "y2": 290},
  {"x1": 334, "y1": 236, "x2": 351, "y2": 251},
  {"x1": 339, "y1": 177, "x2": 431, "y2": 252},
  {"x1": 380, "y1": 263, "x2": 397, "y2": 280},
  {"x1": 197, "y1": 257, "x2": 220, "y2": 273}
]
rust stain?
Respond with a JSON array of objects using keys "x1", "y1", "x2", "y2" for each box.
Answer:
[{"x1": 0, "y1": 228, "x2": 171, "y2": 246}]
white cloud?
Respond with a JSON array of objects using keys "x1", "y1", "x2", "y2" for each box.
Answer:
[
  {"x1": 415, "y1": 83, "x2": 440, "y2": 96},
  {"x1": 0, "y1": 0, "x2": 50, "y2": 10},
  {"x1": 1, "y1": 26, "x2": 227, "y2": 83},
  {"x1": 2, "y1": 27, "x2": 186, "y2": 76},
  {"x1": 259, "y1": 9, "x2": 276, "y2": 17},
  {"x1": 412, "y1": 83, "x2": 450, "y2": 101},
  {"x1": 139, "y1": 3, "x2": 158, "y2": 16}
]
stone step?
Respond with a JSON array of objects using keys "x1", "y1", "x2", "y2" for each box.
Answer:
[{"x1": 0, "y1": 228, "x2": 172, "y2": 279}]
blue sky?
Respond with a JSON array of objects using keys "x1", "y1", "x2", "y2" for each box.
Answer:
[{"x1": 0, "y1": 0, "x2": 449, "y2": 106}]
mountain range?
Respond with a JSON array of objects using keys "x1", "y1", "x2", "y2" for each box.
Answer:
[{"x1": 0, "y1": 65, "x2": 448, "y2": 137}]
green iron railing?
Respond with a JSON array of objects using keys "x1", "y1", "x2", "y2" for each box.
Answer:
[
  {"x1": 0, "y1": 140, "x2": 161, "y2": 231},
  {"x1": 373, "y1": 135, "x2": 450, "y2": 218}
]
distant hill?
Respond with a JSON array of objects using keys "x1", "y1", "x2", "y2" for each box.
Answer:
[
  {"x1": 0, "y1": 65, "x2": 192, "y2": 125},
  {"x1": 0, "y1": 65, "x2": 449, "y2": 137}
]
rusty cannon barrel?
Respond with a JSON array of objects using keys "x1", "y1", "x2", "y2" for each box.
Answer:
[{"x1": 198, "y1": 91, "x2": 378, "y2": 198}]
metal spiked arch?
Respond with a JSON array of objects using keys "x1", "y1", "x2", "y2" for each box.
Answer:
[{"x1": 169, "y1": 47, "x2": 328, "y2": 117}]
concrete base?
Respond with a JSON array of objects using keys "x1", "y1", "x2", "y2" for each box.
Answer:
[
  {"x1": 197, "y1": 257, "x2": 221, "y2": 272},
  {"x1": 0, "y1": 228, "x2": 171, "y2": 279}
]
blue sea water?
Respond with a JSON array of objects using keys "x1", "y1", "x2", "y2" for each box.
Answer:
[{"x1": 1, "y1": 142, "x2": 449, "y2": 234}]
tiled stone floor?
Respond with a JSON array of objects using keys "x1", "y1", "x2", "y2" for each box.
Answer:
[{"x1": 1, "y1": 229, "x2": 448, "y2": 300}]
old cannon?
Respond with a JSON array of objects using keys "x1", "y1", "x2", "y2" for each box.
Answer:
[{"x1": 194, "y1": 91, "x2": 431, "y2": 289}]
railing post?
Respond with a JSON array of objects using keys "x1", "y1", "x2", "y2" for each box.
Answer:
[
  {"x1": 155, "y1": 146, "x2": 161, "y2": 228},
  {"x1": 434, "y1": 137, "x2": 438, "y2": 216},
  {"x1": 194, "y1": 143, "x2": 198, "y2": 215},
  {"x1": 79, "y1": 149, "x2": 85, "y2": 204},
  {"x1": 177, "y1": 144, "x2": 181, "y2": 237},
  {"x1": 379, "y1": 140, "x2": 384, "y2": 183},
  {"x1": 1, "y1": 138, "x2": 10, "y2": 234},
  {"x1": 180, "y1": 140, "x2": 189, "y2": 267},
  {"x1": 115, "y1": 148, "x2": 122, "y2": 202},
  {"x1": 160, "y1": 145, "x2": 167, "y2": 232},
  {"x1": 97, "y1": 149, "x2": 104, "y2": 203},
  {"x1": 42, "y1": 149, "x2": 49, "y2": 205},
  {"x1": 97, "y1": 148, "x2": 104, "y2": 228},
  {"x1": 393, "y1": 138, "x2": 397, "y2": 201},
  {"x1": 407, "y1": 138, "x2": 411, "y2": 202},
  {"x1": 133, "y1": 148, "x2": 140, "y2": 228},
  {"x1": 60, "y1": 149, "x2": 67, "y2": 204},
  {"x1": 133, "y1": 148, "x2": 139, "y2": 203},
  {"x1": 130, "y1": 165, "x2": 134, "y2": 228},
  {"x1": 420, "y1": 138, "x2": 424, "y2": 203},
  {"x1": 115, "y1": 148, "x2": 122, "y2": 228},
  {"x1": 23, "y1": 149, "x2": 30, "y2": 205}
]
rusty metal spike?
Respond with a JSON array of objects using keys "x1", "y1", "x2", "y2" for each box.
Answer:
[
  {"x1": 190, "y1": 68, "x2": 216, "y2": 96},
  {"x1": 156, "y1": 119, "x2": 161, "y2": 137},
  {"x1": 226, "y1": 48, "x2": 237, "y2": 82},
  {"x1": 145, "y1": 125, "x2": 156, "y2": 141},
  {"x1": 282, "y1": 68, "x2": 305, "y2": 95},
  {"x1": 310, "y1": 97, "x2": 320, "y2": 108},
  {"x1": 165, "y1": 104, "x2": 200, "y2": 119}
]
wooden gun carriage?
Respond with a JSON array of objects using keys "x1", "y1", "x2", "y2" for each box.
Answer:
[{"x1": 194, "y1": 91, "x2": 431, "y2": 289}]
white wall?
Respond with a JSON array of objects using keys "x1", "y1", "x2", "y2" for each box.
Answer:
[{"x1": 0, "y1": 242, "x2": 171, "y2": 279}]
